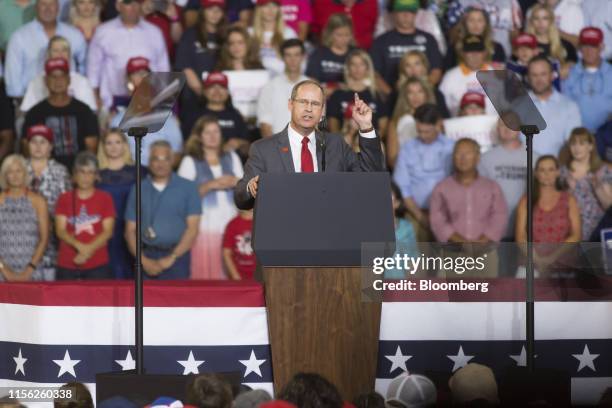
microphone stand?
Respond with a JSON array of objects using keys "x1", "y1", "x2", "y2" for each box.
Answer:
[{"x1": 128, "y1": 126, "x2": 148, "y2": 375}]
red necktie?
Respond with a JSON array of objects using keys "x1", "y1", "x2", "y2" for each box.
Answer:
[{"x1": 301, "y1": 137, "x2": 314, "y2": 173}]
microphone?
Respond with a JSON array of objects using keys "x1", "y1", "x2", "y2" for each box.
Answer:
[
  {"x1": 318, "y1": 113, "x2": 327, "y2": 172},
  {"x1": 318, "y1": 134, "x2": 327, "y2": 172}
]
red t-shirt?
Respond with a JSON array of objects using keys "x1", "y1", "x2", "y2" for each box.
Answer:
[
  {"x1": 311, "y1": 0, "x2": 378, "y2": 49},
  {"x1": 222, "y1": 215, "x2": 256, "y2": 280},
  {"x1": 55, "y1": 189, "x2": 115, "y2": 270}
]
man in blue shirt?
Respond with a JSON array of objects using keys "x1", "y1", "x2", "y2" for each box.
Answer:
[
  {"x1": 393, "y1": 103, "x2": 454, "y2": 237},
  {"x1": 4, "y1": 0, "x2": 86, "y2": 98},
  {"x1": 125, "y1": 141, "x2": 201, "y2": 280},
  {"x1": 527, "y1": 55, "x2": 582, "y2": 156},
  {"x1": 563, "y1": 27, "x2": 612, "y2": 133}
]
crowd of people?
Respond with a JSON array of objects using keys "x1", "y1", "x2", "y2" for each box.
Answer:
[
  {"x1": 8, "y1": 365, "x2": 611, "y2": 407},
  {"x1": 0, "y1": 0, "x2": 611, "y2": 281}
]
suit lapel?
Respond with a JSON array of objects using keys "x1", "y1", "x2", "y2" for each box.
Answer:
[{"x1": 277, "y1": 127, "x2": 295, "y2": 173}]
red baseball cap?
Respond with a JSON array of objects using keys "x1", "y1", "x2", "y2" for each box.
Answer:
[
  {"x1": 512, "y1": 33, "x2": 537, "y2": 49},
  {"x1": 256, "y1": 0, "x2": 280, "y2": 6},
  {"x1": 126, "y1": 56, "x2": 150, "y2": 75},
  {"x1": 203, "y1": 71, "x2": 228, "y2": 88},
  {"x1": 26, "y1": 124, "x2": 54, "y2": 143},
  {"x1": 200, "y1": 0, "x2": 225, "y2": 8},
  {"x1": 460, "y1": 91, "x2": 485, "y2": 109},
  {"x1": 579, "y1": 27, "x2": 603, "y2": 47},
  {"x1": 45, "y1": 58, "x2": 69, "y2": 75}
]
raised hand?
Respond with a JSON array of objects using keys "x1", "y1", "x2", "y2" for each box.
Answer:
[{"x1": 351, "y1": 93, "x2": 374, "y2": 131}]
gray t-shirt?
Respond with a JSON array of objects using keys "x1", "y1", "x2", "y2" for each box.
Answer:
[{"x1": 478, "y1": 145, "x2": 539, "y2": 238}]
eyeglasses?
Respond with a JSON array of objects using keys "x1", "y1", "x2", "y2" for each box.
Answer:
[{"x1": 293, "y1": 98, "x2": 323, "y2": 109}]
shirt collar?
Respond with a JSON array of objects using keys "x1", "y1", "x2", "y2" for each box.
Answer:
[
  {"x1": 288, "y1": 123, "x2": 315, "y2": 146},
  {"x1": 146, "y1": 173, "x2": 176, "y2": 187},
  {"x1": 530, "y1": 89, "x2": 559, "y2": 103},
  {"x1": 416, "y1": 134, "x2": 443, "y2": 146}
]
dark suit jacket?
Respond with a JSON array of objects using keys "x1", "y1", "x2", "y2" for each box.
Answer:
[{"x1": 234, "y1": 126, "x2": 385, "y2": 209}]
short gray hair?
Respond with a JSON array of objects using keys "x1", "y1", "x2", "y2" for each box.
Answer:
[
  {"x1": 290, "y1": 79, "x2": 325, "y2": 102},
  {"x1": 150, "y1": 140, "x2": 172, "y2": 152},
  {"x1": 0, "y1": 154, "x2": 31, "y2": 190},
  {"x1": 73, "y1": 151, "x2": 99, "y2": 173}
]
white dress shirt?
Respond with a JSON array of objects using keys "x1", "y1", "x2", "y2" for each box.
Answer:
[{"x1": 288, "y1": 124, "x2": 319, "y2": 172}]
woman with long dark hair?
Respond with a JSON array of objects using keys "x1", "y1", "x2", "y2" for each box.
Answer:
[
  {"x1": 445, "y1": 7, "x2": 506, "y2": 69},
  {"x1": 515, "y1": 155, "x2": 581, "y2": 276},
  {"x1": 215, "y1": 25, "x2": 263, "y2": 71},
  {"x1": 176, "y1": 0, "x2": 228, "y2": 141}
]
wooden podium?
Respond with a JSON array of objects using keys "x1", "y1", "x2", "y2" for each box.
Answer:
[{"x1": 253, "y1": 173, "x2": 395, "y2": 401}]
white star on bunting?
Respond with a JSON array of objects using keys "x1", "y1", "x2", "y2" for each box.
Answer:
[
  {"x1": 13, "y1": 348, "x2": 27, "y2": 376},
  {"x1": 447, "y1": 346, "x2": 474, "y2": 372},
  {"x1": 239, "y1": 350, "x2": 266, "y2": 378},
  {"x1": 385, "y1": 345, "x2": 412, "y2": 374},
  {"x1": 572, "y1": 344, "x2": 599, "y2": 372},
  {"x1": 509, "y1": 346, "x2": 538, "y2": 367},
  {"x1": 115, "y1": 350, "x2": 136, "y2": 371},
  {"x1": 178, "y1": 351, "x2": 205, "y2": 375},
  {"x1": 53, "y1": 350, "x2": 81, "y2": 378}
]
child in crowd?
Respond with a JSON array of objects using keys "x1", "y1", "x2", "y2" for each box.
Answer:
[
  {"x1": 458, "y1": 91, "x2": 486, "y2": 117},
  {"x1": 222, "y1": 209, "x2": 256, "y2": 280}
]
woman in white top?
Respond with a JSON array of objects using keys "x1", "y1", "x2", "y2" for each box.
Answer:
[
  {"x1": 20, "y1": 35, "x2": 97, "y2": 113},
  {"x1": 249, "y1": 0, "x2": 297, "y2": 75},
  {"x1": 178, "y1": 115, "x2": 243, "y2": 280}
]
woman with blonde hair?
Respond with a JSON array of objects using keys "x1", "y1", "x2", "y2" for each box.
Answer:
[
  {"x1": 327, "y1": 49, "x2": 388, "y2": 138},
  {"x1": 21, "y1": 35, "x2": 97, "y2": 112},
  {"x1": 559, "y1": 127, "x2": 612, "y2": 240},
  {"x1": 386, "y1": 76, "x2": 435, "y2": 168},
  {"x1": 393, "y1": 50, "x2": 449, "y2": 119},
  {"x1": 248, "y1": 0, "x2": 296, "y2": 75},
  {"x1": 97, "y1": 128, "x2": 142, "y2": 279},
  {"x1": 445, "y1": 7, "x2": 506, "y2": 69},
  {"x1": 69, "y1": 0, "x2": 100, "y2": 41},
  {"x1": 526, "y1": 4, "x2": 577, "y2": 76},
  {"x1": 215, "y1": 25, "x2": 264, "y2": 71},
  {"x1": 306, "y1": 13, "x2": 355, "y2": 88},
  {"x1": 178, "y1": 115, "x2": 244, "y2": 279},
  {"x1": 0, "y1": 154, "x2": 49, "y2": 282}
]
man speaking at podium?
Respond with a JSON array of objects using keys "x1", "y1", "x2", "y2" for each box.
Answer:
[{"x1": 234, "y1": 79, "x2": 385, "y2": 210}]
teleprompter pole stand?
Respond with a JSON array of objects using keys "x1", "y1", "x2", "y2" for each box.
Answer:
[
  {"x1": 521, "y1": 124, "x2": 540, "y2": 372},
  {"x1": 128, "y1": 126, "x2": 148, "y2": 375}
]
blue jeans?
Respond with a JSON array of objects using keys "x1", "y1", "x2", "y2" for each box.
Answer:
[{"x1": 143, "y1": 246, "x2": 190, "y2": 280}]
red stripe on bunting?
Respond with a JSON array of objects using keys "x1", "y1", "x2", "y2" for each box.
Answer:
[{"x1": 0, "y1": 281, "x2": 266, "y2": 307}]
